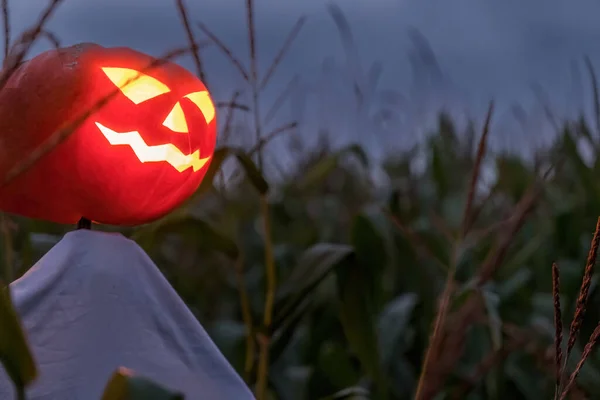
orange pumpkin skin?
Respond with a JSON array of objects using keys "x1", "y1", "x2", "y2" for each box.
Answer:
[{"x1": 0, "y1": 43, "x2": 216, "y2": 225}]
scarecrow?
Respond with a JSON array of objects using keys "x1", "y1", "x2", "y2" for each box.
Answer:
[{"x1": 0, "y1": 43, "x2": 254, "y2": 399}]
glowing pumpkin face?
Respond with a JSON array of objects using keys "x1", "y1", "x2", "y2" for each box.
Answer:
[
  {"x1": 96, "y1": 67, "x2": 214, "y2": 173},
  {"x1": 0, "y1": 43, "x2": 217, "y2": 225}
]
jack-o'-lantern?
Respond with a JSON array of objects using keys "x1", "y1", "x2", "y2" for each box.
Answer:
[{"x1": 0, "y1": 43, "x2": 216, "y2": 225}]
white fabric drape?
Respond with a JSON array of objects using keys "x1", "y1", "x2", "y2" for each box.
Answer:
[{"x1": 0, "y1": 230, "x2": 253, "y2": 399}]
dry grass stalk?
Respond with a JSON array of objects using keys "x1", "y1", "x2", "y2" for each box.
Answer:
[
  {"x1": 503, "y1": 323, "x2": 589, "y2": 399},
  {"x1": 244, "y1": 0, "x2": 265, "y2": 170},
  {"x1": 414, "y1": 277, "x2": 456, "y2": 400},
  {"x1": 415, "y1": 109, "x2": 494, "y2": 400},
  {"x1": 264, "y1": 74, "x2": 299, "y2": 125},
  {"x1": 249, "y1": 121, "x2": 298, "y2": 157},
  {"x1": 552, "y1": 262, "x2": 563, "y2": 399},
  {"x1": 465, "y1": 218, "x2": 511, "y2": 246},
  {"x1": 0, "y1": 0, "x2": 63, "y2": 85},
  {"x1": 245, "y1": 0, "x2": 257, "y2": 83},
  {"x1": 428, "y1": 210, "x2": 454, "y2": 243},
  {"x1": 552, "y1": 216, "x2": 600, "y2": 400},
  {"x1": 209, "y1": 90, "x2": 248, "y2": 201},
  {"x1": 461, "y1": 102, "x2": 494, "y2": 237},
  {"x1": 2, "y1": 0, "x2": 9, "y2": 59},
  {"x1": 418, "y1": 295, "x2": 486, "y2": 400},
  {"x1": 464, "y1": 186, "x2": 496, "y2": 235},
  {"x1": 259, "y1": 17, "x2": 306, "y2": 91},
  {"x1": 475, "y1": 183, "x2": 540, "y2": 285},
  {"x1": 215, "y1": 100, "x2": 249, "y2": 112},
  {"x1": 175, "y1": 0, "x2": 206, "y2": 83},
  {"x1": 386, "y1": 211, "x2": 447, "y2": 272},
  {"x1": 219, "y1": 90, "x2": 244, "y2": 145},
  {"x1": 196, "y1": 21, "x2": 249, "y2": 82},
  {"x1": 416, "y1": 178, "x2": 544, "y2": 399},
  {"x1": 563, "y1": 217, "x2": 600, "y2": 369},
  {"x1": 451, "y1": 336, "x2": 525, "y2": 400},
  {"x1": 39, "y1": 30, "x2": 59, "y2": 48},
  {"x1": 559, "y1": 323, "x2": 600, "y2": 400}
]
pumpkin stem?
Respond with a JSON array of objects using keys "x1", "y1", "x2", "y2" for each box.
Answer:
[{"x1": 76, "y1": 217, "x2": 91, "y2": 230}]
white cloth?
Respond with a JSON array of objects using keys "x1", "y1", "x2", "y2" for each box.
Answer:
[{"x1": 0, "y1": 230, "x2": 254, "y2": 399}]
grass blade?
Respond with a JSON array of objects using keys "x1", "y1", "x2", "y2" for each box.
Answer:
[
  {"x1": 0, "y1": 287, "x2": 37, "y2": 395},
  {"x1": 101, "y1": 367, "x2": 184, "y2": 400}
]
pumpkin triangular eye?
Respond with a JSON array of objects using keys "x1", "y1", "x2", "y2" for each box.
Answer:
[
  {"x1": 102, "y1": 67, "x2": 170, "y2": 104},
  {"x1": 162, "y1": 102, "x2": 188, "y2": 133},
  {"x1": 184, "y1": 91, "x2": 215, "y2": 124}
]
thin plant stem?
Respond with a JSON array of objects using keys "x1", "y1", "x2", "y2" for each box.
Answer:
[
  {"x1": 255, "y1": 333, "x2": 269, "y2": 400},
  {"x1": 248, "y1": 121, "x2": 298, "y2": 157},
  {"x1": 250, "y1": 61, "x2": 263, "y2": 170},
  {"x1": 244, "y1": 0, "x2": 264, "y2": 170},
  {"x1": 2, "y1": 0, "x2": 9, "y2": 60},
  {"x1": 196, "y1": 21, "x2": 249, "y2": 82},
  {"x1": 0, "y1": 213, "x2": 13, "y2": 284},
  {"x1": 559, "y1": 323, "x2": 600, "y2": 400},
  {"x1": 461, "y1": 102, "x2": 493, "y2": 237},
  {"x1": 256, "y1": 195, "x2": 276, "y2": 400},
  {"x1": 15, "y1": 384, "x2": 25, "y2": 400},
  {"x1": 261, "y1": 196, "x2": 276, "y2": 328},
  {"x1": 552, "y1": 262, "x2": 563, "y2": 399},
  {"x1": 562, "y1": 217, "x2": 600, "y2": 377},
  {"x1": 234, "y1": 255, "x2": 255, "y2": 382},
  {"x1": 415, "y1": 109, "x2": 494, "y2": 400},
  {"x1": 175, "y1": 0, "x2": 206, "y2": 83},
  {"x1": 0, "y1": 0, "x2": 64, "y2": 88},
  {"x1": 259, "y1": 16, "x2": 305, "y2": 91},
  {"x1": 414, "y1": 243, "x2": 458, "y2": 400}
]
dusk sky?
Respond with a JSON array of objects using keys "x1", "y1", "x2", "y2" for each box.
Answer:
[{"x1": 9, "y1": 0, "x2": 600, "y2": 159}]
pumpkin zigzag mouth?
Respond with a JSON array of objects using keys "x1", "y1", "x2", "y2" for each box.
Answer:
[{"x1": 94, "y1": 122, "x2": 210, "y2": 172}]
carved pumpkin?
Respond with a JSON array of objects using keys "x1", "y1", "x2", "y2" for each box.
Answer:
[{"x1": 0, "y1": 43, "x2": 216, "y2": 225}]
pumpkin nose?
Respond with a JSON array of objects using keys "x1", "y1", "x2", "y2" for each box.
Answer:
[{"x1": 162, "y1": 101, "x2": 189, "y2": 133}]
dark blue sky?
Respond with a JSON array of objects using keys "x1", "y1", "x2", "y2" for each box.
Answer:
[{"x1": 10, "y1": 0, "x2": 600, "y2": 159}]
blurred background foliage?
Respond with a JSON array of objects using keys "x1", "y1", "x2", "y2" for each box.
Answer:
[
  {"x1": 5, "y1": 111, "x2": 600, "y2": 399},
  {"x1": 3, "y1": 1, "x2": 600, "y2": 400}
]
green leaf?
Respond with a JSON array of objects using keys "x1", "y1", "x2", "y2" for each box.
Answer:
[
  {"x1": 101, "y1": 367, "x2": 184, "y2": 400},
  {"x1": 430, "y1": 139, "x2": 448, "y2": 199},
  {"x1": 192, "y1": 147, "x2": 232, "y2": 199},
  {"x1": 493, "y1": 155, "x2": 532, "y2": 200},
  {"x1": 318, "y1": 341, "x2": 360, "y2": 389},
  {"x1": 0, "y1": 287, "x2": 37, "y2": 393},
  {"x1": 351, "y1": 213, "x2": 388, "y2": 310},
  {"x1": 192, "y1": 146, "x2": 269, "y2": 200},
  {"x1": 274, "y1": 243, "x2": 354, "y2": 330},
  {"x1": 377, "y1": 293, "x2": 418, "y2": 364},
  {"x1": 270, "y1": 296, "x2": 312, "y2": 364},
  {"x1": 336, "y1": 255, "x2": 388, "y2": 399},
  {"x1": 559, "y1": 130, "x2": 600, "y2": 207},
  {"x1": 271, "y1": 244, "x2": 354, "y2": 363},
  {"x1": 297, "y1": 144, "x2": 369, "y2": 190},
  {"x1": 320, "y1": 386, "x2": 371, "y2": 400},
  {"x1": 132, "y1": 215, "x2": 239, "y2": 259},
  {"x1": 233, "y1": 151, "x2": 269, "y2": 195},
  {"x1": 497, "y1": 269, "x2": 533, "y2": 301},
  {"x1": 482, "y1": 288, "x2": 502, "y2": 349},
  {"x1": 505, "y1": 361, "x2": 542, "y2": 400}
]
